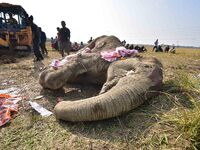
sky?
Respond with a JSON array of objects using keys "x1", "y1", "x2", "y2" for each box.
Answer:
[{"x1": 2, "y1": 0, "x2": 200, "y2": 46}]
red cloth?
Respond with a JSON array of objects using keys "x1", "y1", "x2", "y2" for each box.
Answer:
[{"x1": 0, "y1": 94, "x2": 19, "y2": 126}]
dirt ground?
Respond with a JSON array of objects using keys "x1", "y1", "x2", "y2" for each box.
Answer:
[
  {"x1": 0, "y1": 47, "x2": 200, "y2": 149},
  {"x1": 0, "y1": 50, "x2": 100, "y2": 111}
]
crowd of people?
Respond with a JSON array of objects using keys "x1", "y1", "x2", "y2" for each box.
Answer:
[
  {"x1": 153, "y1": 39, "x2": 176, "y2": 53},
  {"x1": 120, "y1": 39, "x2": 176, "y2": 54},
  {"x1": 28, "y1": 17, "x2": 176, "y2": 61},
  {"x1": 51, "y1": 38, "x2": 85, "y2": 53},
  {"x1": 50, "y1": 35, "x2": 92, "y2": 55},
  {"x1": 24, "y1": 14, "x2": 73, "y2": 60},
  {"x1": 5, "y1": 12, "x2": 177, "y2": 61},
  {"x1": 28, "y1": 17, "x2": 79, "y2": 60},
  {"x1": 121, "y1": 40, "x2": 147, "y2": 53}
]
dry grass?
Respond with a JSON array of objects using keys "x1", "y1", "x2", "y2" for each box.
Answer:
[{"x1": 0, "y1": 44, "x2": 200, "y2": 149}]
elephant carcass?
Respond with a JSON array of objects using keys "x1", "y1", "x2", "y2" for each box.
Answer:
[
  {"x1": 39, "y1": 35, "x2": 163, "y2": 122},
  {"x1": 39, "y1": 35, "x2": 122, "y2": 89}
]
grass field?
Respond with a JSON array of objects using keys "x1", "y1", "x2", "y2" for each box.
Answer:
[{"x1": 0, "y1": 45, "x2": 200, "y2": 150}]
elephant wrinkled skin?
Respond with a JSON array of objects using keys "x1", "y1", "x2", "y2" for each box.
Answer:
[{"x1": 39, "y1": 35, "x2": 163, "y2": 122}]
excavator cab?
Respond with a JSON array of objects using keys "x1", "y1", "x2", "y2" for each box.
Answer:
[{"x1": 0, "y1": 3, "x2": 32, "y2": 51}]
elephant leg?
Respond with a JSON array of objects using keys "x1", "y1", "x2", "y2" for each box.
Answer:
[
  {"x1": 99, "y1": 64, "x2": 123, "y2": 94},
  {"x1": 100, "y1": 77, "x2": 119, "y2": 94},
  {"x1": 100, "y1": 59, "x2": 138, "y2": 94}
]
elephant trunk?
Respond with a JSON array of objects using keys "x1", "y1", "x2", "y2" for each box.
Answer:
[{"x1": 54, "y1": 70, "x2": 162, "y2": 122}]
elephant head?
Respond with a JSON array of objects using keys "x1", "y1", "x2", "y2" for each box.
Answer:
[{"x1": 39, "y1": 35, "x2": 163, "y2": 122}]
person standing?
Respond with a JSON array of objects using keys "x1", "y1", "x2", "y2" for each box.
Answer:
[
  {"x1": 169, "y1": 45, "x2": 176, "y2": 54},
  {"x1": 79, "y1": 41, "x2": 84, "y2": 49},
  {"x1": 39, "y1": 27, "x2": 48, "y2": 56},
  {"x1": 56, "y1": 27, "x2": 60, "y2": 51},
  {"x1": 88, "y1": 37, "x2": 93, "y2": 43},
  {"x1": 122, "y1": 40, "x2": 126, "y2": 46},
  {"x1": 154, "y1": 39, "x2": 159, "y2": 47},
  {"x1": 59, "y1": 21, "x2": 71, "y2": 57},
  {"x1": 153, "y1": 39, "x2": 159, "y2": 52},
  {"x1": 28, "y1": 15, "x2": 43, "y2": 61}
]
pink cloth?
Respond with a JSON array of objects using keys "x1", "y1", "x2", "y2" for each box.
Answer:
[
  {"x1": 50, "y1": 47, "x2": 138, "y2": 68},
  {"x1": 50, "y1": 54, "x2": 77, "y2": 69},
  {"x1": 100, "y1": 51, "x2": 119, "y2": 62},
  {"x1": 50, "y1": 47, "x2": 92, "y2": 69},
  {"x1": 50, "y1": 59, "x2": 67, "y2": 68},
  {"x1": 101, "y1": 47, "x2": 138, "y2": 62}
]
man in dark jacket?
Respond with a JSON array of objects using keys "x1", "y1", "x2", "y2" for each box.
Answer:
[
  {"x1": 39, "y1": 27, "x2": 48, "y2": 56},
  {"x1": 28, "y1": 15, "x2": 43, "y2": 61},
  {"x1": 59, "y1": 21, "x2": 70, "y2": 57}
]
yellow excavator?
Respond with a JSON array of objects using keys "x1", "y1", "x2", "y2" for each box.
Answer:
[{"x1": 0, "y1": 3, "x2": 32, "y2": 51}]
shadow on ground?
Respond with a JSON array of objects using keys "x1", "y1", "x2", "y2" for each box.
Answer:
[{"x1": 39, "y1": 81, "x2": 194, "y2": 147}]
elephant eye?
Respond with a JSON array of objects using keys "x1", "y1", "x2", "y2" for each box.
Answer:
[{"x1": 144, "y1": 65, "x2": 152, "y2": 68}]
